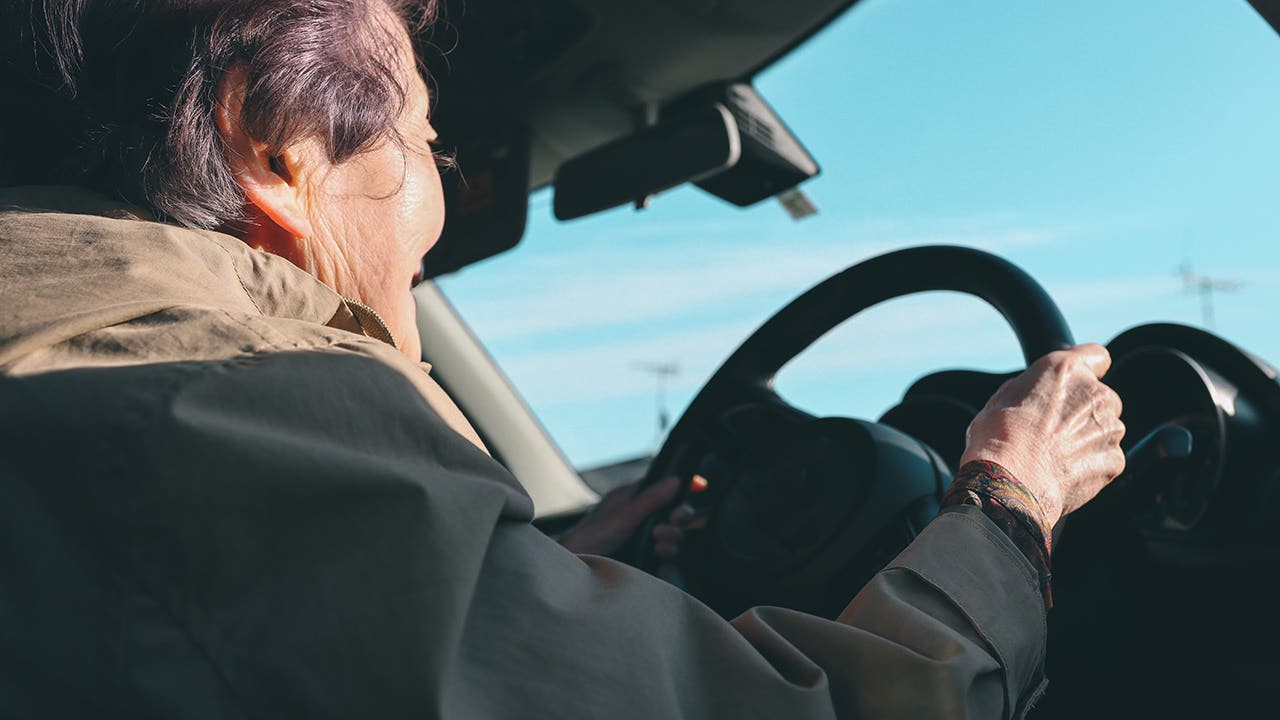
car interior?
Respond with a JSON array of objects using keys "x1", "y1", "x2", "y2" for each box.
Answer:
[{"x1": 414, "y1": 0, "x2": 1280, "y2": 716}]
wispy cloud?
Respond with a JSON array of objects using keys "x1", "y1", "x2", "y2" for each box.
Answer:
[
  {"x1": 433, "y1": 209, "x2": 1280, "y2": 465},
  {"x1": 489, "y1": 272, "x2": 1185, "y2": 412},
  {"x1": 441, "y1": 216, "x2": 1070, "y2": 344},
  {"x1": 434, "y1": 213, "x2": 1278, "y2": 469}
]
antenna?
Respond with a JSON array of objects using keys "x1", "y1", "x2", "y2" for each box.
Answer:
[
  {"x1": 632, "y1": 361, "x2": 680, "y2": 440},
  {"x1": 1178, "y1": 260, "x2": 1243, "y2": 330}
]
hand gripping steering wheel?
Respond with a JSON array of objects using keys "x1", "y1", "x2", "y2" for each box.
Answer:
[{"x1": 632, "y1": 245, "x2": 1074, "y2": 618}]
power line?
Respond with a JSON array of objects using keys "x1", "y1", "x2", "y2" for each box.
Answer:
[{"x1": 1178, "y1": 260, "x2": 1243, "y2": 331}]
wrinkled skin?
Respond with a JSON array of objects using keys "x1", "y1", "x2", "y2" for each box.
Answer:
[
  {"x1": 961, "y1": 343, "x2": 1127, "y2": 527},
  {"x1": 215, "y1": 3, "x2": 442, "y2": 362}
]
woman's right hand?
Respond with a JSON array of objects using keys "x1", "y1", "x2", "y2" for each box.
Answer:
[{"x1": 960, "y1": 343, "x2": 1127, "y2": 528}]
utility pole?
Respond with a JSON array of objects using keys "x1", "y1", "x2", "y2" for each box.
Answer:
[
  {"x1": 1178, "y1": 261, "x2": 1242, "y2": 331},
  {"x1": 632, "y1": 361, "x2": 680, "y2": 440}
]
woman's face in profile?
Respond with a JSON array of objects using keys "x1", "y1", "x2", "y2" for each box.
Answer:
[{"x1": 292, "y1": 10, "x2": 445, "y2": 361}]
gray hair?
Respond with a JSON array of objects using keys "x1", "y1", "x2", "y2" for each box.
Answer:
[{"x1": 1, "y1": 0, "x2": 439, "y2": 229}]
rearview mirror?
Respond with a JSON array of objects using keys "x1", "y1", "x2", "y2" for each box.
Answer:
[{"x1": 553, "y1": 104, "x2": 741, "y2": 221}]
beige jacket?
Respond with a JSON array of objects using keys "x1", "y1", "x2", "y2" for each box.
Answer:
[{"x1": 0, "y1": 186, "x2": 1048, "y2": 718}]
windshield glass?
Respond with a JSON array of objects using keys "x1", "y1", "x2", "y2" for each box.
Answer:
[{"x1": 437, "y1": 0, "x2": 1280, "y2": 471}]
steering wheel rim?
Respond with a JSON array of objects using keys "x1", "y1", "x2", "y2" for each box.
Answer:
[{"x1": 634, "y1": 245, "x2": 1073, "y2": 570}]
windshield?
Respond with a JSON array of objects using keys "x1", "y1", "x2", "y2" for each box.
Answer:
[{"x1": 437, "y1": 0, "x2": 1280, "y2": 472}]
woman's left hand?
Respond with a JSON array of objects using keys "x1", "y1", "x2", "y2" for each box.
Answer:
[{"x1": 558, "y1": 475, "x2": 706, "y2": 558}]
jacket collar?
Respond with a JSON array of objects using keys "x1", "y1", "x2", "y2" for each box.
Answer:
[{"x1": 0, "y1": 185, "x2": 398, "y2": 350}]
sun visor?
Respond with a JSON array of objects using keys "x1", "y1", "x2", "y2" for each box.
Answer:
[{"x1": 421, "y1": 125, "x2": 531, "y2": 279}]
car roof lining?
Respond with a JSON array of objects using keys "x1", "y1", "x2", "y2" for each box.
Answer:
[{"x1": 424, "y1": 0, "x2": 863, "y2": 191}]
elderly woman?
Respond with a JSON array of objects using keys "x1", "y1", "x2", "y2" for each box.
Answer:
[{"x1": 0, "y1": 0, "x2": 1124, "y2": 717}]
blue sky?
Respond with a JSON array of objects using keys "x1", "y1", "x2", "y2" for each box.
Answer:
[{"x1": 438, "y1": 0, "x2": 1280, "y2": 469}]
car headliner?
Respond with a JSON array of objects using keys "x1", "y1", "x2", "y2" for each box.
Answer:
[{"x1": 424, "y1": 0, "x2": 861, "y2": 191}]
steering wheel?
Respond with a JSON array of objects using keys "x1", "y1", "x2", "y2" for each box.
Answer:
[{"x1": 632, "y1": 245, "x2": 1074, "y2": 619}]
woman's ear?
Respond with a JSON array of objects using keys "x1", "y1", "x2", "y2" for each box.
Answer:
[{"x1": 214, "y1": 64, "x2": 314, "y2": 253}]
